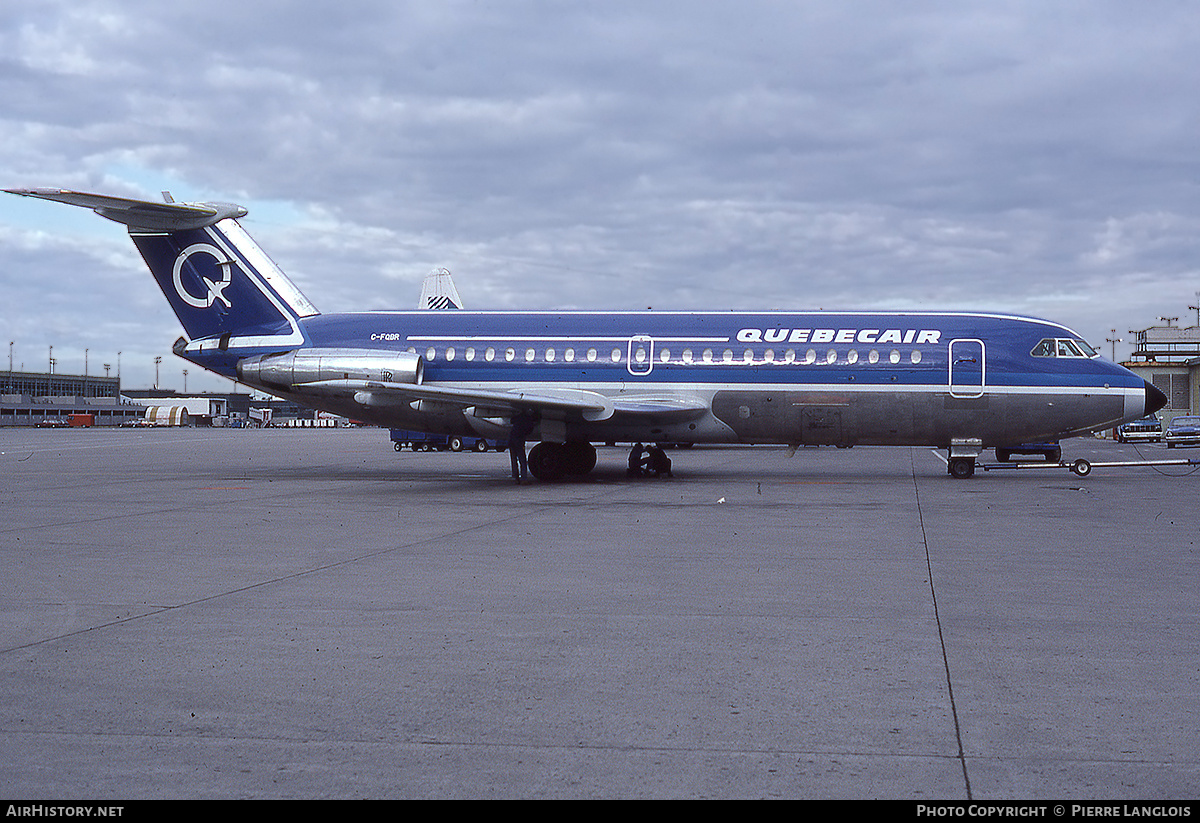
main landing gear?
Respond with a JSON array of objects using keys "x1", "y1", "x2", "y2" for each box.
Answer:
[{"x1": 527, "y1": 441, "x2": 597, "y2": 481}]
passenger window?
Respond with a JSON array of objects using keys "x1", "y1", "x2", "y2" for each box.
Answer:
[
  {"x1": 485, "y1": 347, "x2": 496, "y2": 362},
  {"x1": 465, "y1": 347, "x2": 476, "y2": 361},
  {"x1": 564, "y1": 348, "x2": 575, "y2": 362},
  {"x1": 445, "y1": 347, "x2": 455, "y2": 361},
  {"x1": 546, "y1": 348, "x2": 556, "y2": 362}
]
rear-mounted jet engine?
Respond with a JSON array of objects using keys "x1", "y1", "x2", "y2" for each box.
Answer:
[{"x1": 237, "y1": 349, "x2": 424, "y2": 391}]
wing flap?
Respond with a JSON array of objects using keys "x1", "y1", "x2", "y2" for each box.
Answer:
[
  {"x1": 297, "y1": 379, "x2": 613, "y2": 419},
  {"x1": 295, "y1": 379, "x2": 710, "y2": 423}
]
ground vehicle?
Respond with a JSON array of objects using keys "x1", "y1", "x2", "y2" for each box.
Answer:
[
  {"x1": 1164, "y1": 415, "x2": 1200, "y2": 448},
  {"x1": 1117, "y1": 415, "x2": 1162, "y2": 443},
  {"x1": 995, "y1": 442, "x2": 1061, "y2": 462},
  {"x1": 390, "y1": 429, "x2": 504, "y2": 453}
]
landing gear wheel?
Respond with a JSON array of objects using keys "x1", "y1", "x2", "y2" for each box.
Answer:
[
  {"x1": 563, "y1": 441, "x2": 597, "y2": 475},
  {"x1": 949, "y1": 457, "x2": 976, "y2": 479},
  {"x1": 528, "y1": 442, "x2": 566, "y2": 481},
  {"x1": 1071, "y1": 459, "x2": 1092, "y2": 477}
]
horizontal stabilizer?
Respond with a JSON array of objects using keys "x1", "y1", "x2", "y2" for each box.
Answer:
[{"x1": 4, "y1": 188, "x2": 247, "y2": 231}]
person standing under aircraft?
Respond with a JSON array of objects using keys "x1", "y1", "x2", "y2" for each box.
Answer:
[{"x1": 508, "y1": 412, "x2": 537, "y2": 484}]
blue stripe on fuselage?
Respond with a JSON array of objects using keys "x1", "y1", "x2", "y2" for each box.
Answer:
[{"x1": 268, "y1": 310, "x2": 1140, "y2": 392}]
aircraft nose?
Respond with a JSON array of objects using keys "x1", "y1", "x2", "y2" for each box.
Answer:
[{"x1": 1144, "y1": 379, "x2": 1168, "y2": 416}]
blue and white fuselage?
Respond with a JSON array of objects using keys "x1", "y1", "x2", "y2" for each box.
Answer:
[{"x1": 6, "y1": 187, "x2": 1166, "y2": 479}]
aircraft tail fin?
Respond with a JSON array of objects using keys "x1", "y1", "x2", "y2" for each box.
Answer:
[
  {"x1": 418, "y1": 267, "x2": 464, "y2": 310},
  {"x1": 4, "y1": 188, "x2": 317, "y2": 346}
]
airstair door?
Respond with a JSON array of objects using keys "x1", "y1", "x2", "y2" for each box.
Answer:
[{"x1": 948, "y1": 339, "x2": 985, "y2": 398}]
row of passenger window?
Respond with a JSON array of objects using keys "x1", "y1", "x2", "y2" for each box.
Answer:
[{"x1": 409, "y1": 345, "x2": 928, "y2": 366}]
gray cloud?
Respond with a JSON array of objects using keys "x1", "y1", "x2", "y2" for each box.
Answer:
[{"x1": 3, "y1": 0, "x2": 1200, "y2": 391}]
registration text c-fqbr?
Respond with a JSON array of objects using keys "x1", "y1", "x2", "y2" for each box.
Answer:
[{"x1": 736, "y1": 328, "x2": 942, "y2": 345}]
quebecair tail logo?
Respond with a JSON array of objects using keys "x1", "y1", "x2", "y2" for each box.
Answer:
[
  {"x1": 174, "y1": 243, "x2": 234, "y2": 308},
  {"x1": 133, "y1": 226, "x2": 296, "y2": 342}
]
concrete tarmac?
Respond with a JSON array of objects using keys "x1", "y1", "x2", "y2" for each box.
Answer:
[{"x1": 0, "y1": 427, "x2": 1197, "y2": 799}]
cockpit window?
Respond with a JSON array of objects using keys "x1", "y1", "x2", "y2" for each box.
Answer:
[
  {"x1": 1031, "y1": 337, "x2": 1098, "y2": 358},
  {"x1": 1031, "y1": 339, "x2": 1055, "y2": 358}
]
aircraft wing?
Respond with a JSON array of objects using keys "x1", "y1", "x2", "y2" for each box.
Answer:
[{"x1": 295, "y1": 379, "x2": 708, "y2": 423}]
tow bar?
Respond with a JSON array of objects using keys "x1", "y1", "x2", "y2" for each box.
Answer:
[{"x1": 981, "y1": 456, "x2": 1200, "y2": 477}]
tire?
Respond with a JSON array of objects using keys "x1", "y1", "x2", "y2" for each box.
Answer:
[
  {"x1": 1071, "y1": 459, "x2": 1092, "y2": 477},
  {"x1": 393, "y1": 442, "x2": 402, "y2": 452},
  {"x1": 528, "y1": 442, "x2": 565, "y2": 481},
  {"x1": 474, "y1": 439, "x2": 489, "y2": 452},
  {"x1": 949, "y1": 457, "x2": 975, "y2": 479},
  {"x1": 449, "y1": 436, "x2": 464, "y2": 452},
  {"x1": 563, "y1": 441, "x2": 597, "y2": 475}
]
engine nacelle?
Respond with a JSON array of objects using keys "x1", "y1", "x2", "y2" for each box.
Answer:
[{"x1": 237, "y1": 348, "x2": 424, "y2": 390}]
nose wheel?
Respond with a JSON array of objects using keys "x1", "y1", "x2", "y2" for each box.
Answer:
[
  {"x1": 947, "y1": 439, "x2": 982, "y2": 479},
  {"x1": 948, "y1": 456, "x2": 976, "y2": 479}
]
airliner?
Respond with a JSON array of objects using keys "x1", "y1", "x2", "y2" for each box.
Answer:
[{"x1": 5, "y1": 187, "x2": 1166, "y2": 479}]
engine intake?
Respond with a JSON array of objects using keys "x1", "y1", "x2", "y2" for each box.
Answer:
[{"x1": 238, "y1": 348, "x2": 424, "y2": 390}]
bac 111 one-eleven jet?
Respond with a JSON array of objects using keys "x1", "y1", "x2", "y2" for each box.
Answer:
[{"x1": 5, "y1": 187, "x2": 1166, "y2": 480}]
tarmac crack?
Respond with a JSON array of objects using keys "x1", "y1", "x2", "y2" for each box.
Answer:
[{"x1": 910, "y1": 447, "x2": 973, "y2": 801}]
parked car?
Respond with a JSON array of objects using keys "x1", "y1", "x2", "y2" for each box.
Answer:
[
  {"x1": 1117, "y1": 415, "x2": 1162, "y2": 443},
  {"x1": 1164, "y1": 415, "x2": 1200, "y2": 448}
]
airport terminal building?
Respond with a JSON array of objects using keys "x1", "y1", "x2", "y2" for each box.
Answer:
[
  {"x1": 1123, "y1": 322, "x2": 1200, "y2": 424},
  {"x1": 1, "y1": 368, "x2": 326, "y2": 427},
  {"x1": 0, "y1": 370, "x2": 144, "y2": 427}
]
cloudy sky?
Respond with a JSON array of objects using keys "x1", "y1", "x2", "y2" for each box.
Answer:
[{"x1": 2, "y1": 0, "x2": 1199, "y2": 393}]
